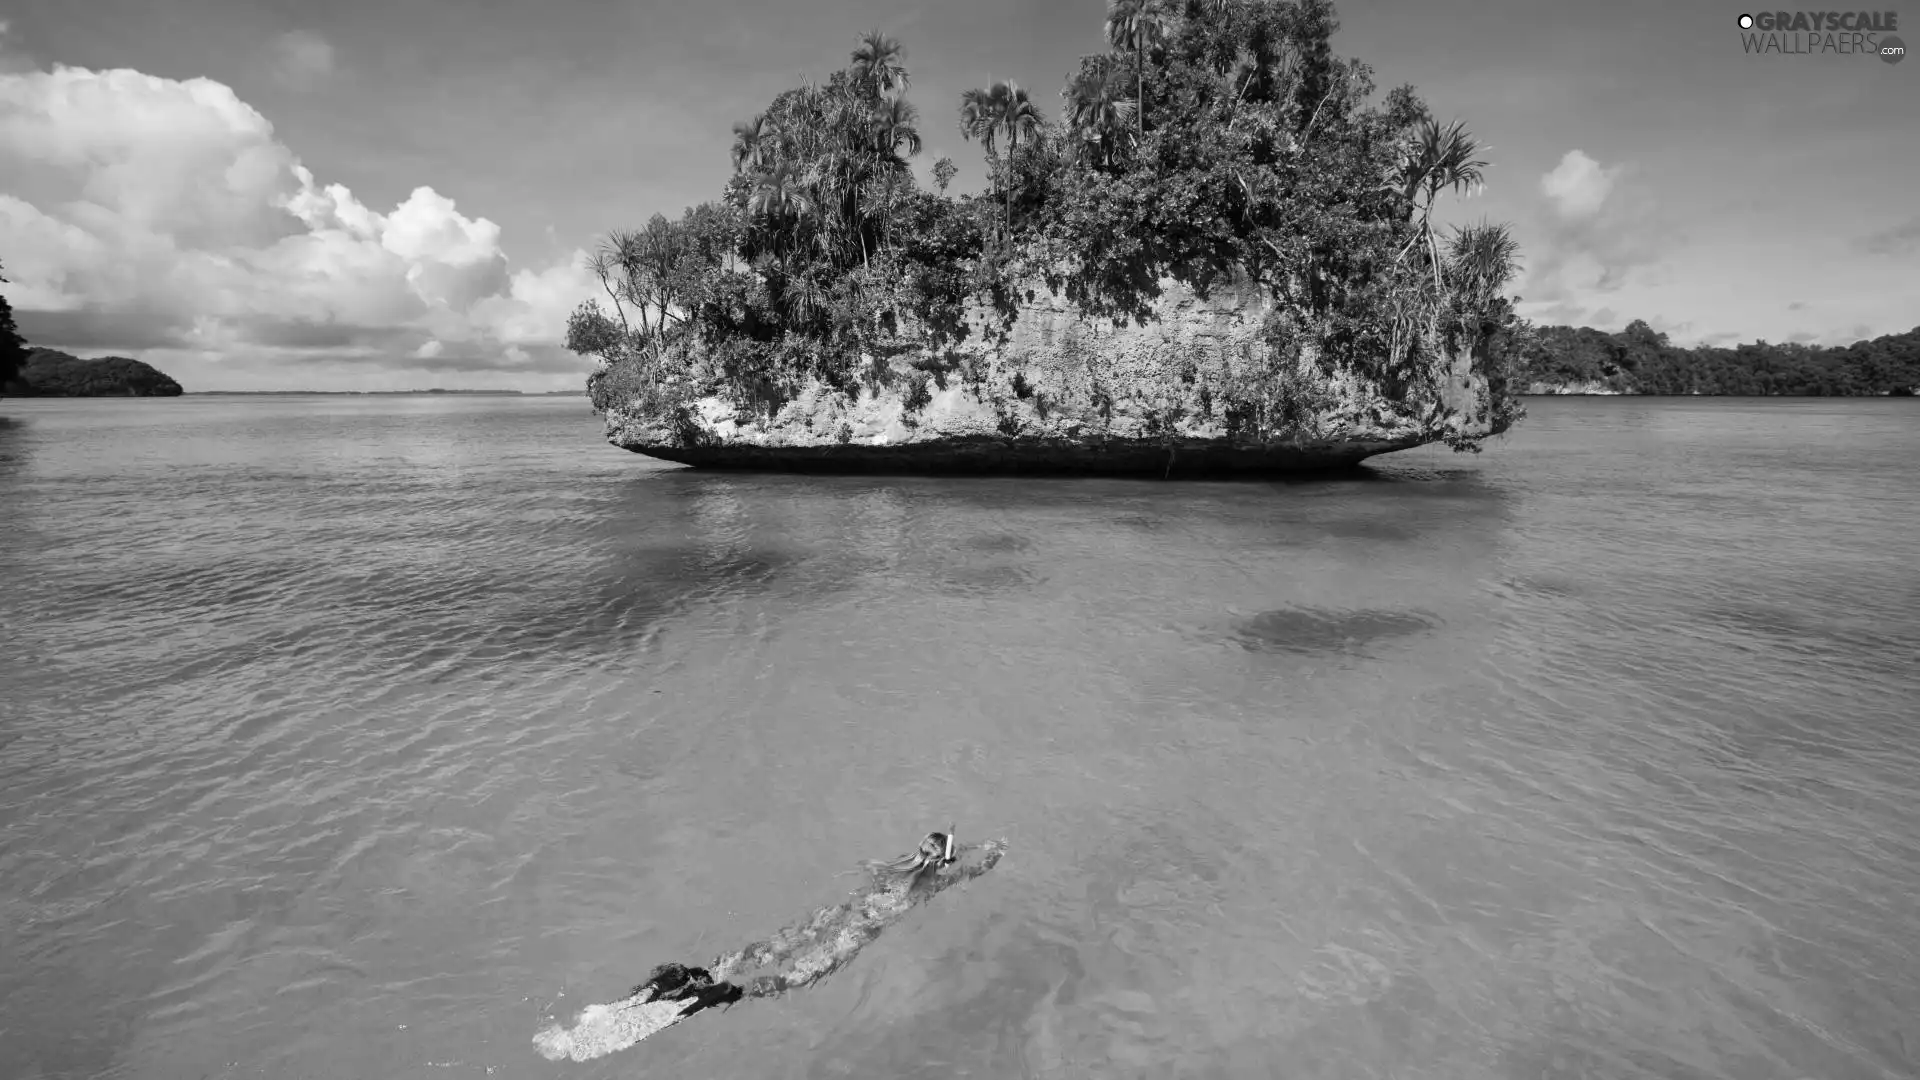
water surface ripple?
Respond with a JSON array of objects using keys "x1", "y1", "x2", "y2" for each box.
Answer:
[{"x1": 2, "y1": 395, "x2": 1917, "y2": 1079}]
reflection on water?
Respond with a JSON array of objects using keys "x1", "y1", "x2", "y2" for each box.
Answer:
[
  {"x1": 1229, "y1": 607, "x2": 1440, "y2": 655},
  {"x1": 1, "y1": 394, "x2": 1918, "y2": 1080}
]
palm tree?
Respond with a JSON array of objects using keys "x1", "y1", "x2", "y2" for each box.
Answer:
[
  {"x1": 871, "y1": 95, "x2": 924, "y2": 159},
  {"x1": 817, "y1": 87, "x2": 903, "y2": 268},
  {"x1": 1436, "y1": 221, "x2": 1521, "y2": 358},
  {"x1": 1392, "y1": 118, "x2": 1489, "y2": 290},
  {"x1": 1104, "y1": 0, "x2": 1174, "y2": 135},
  {"x1": 959, "y1": 81, "x2": 1044, "y2": 233},
  {"x1": 748, "y1": 162, "x2": 816, "y2": 221},
  {"x1": 731, "y1": 114, "x2": 770, "y2": 173},
  {"x1": 636, "y1": 213, "x2": 691, "y2": 341},
  {"x1": 1222, "y1": 35, "x2": 1296, "y2": 135},
  {"x1": 740, "y1": 72, "x2": 929, "y2": 273},
  {"x1": 583, "y1": 247, "x2": 631, "y2": 338},
  {"x1": 958, "y1": 84, "x2": 998, "y2": 223},
  {"x1": 603, "y1": 229, "x2": 655, "y2": 353},
  {"x1": 849, "y1": 30, "x2": 909, "y2": 97},
  {"x1": 1444, "y1": 221, "x2": 1519, "y2": 313},
  {"x1": 868, "y1": 95, "x2": 923, "y2": 249},
  {"x1": 1064, "y1": 57, "x2": 1136, "y2": 165}
]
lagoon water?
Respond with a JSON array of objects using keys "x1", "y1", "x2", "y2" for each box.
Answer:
[{"x1": 1, "y1": 394, "x2": 1917, "y2": 1080}]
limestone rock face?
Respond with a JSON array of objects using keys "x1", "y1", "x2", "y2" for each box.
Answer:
[{"x1": 600, "y1": 275, "x2": 1513, "y2": 477}]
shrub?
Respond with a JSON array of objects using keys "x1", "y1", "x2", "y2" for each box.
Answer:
[{"x1": 901, "y1": 370, "x2": 933, "y2": 413}]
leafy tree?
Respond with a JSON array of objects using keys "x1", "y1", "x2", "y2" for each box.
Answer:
[{"x1": 0, "y1": 259, "x2": 26, "y2": 392}]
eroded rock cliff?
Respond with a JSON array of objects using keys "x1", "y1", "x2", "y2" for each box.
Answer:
[{"x1": 599, "y1": 275, "x2": 1518, "y2": 477}]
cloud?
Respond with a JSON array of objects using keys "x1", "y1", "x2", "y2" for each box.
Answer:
[
  {"x1": 12, "y1": 306, "x2": 195, "y2": 352},
  {"x1": 1540, "y1": 150, "x2": 1616, "y2": 220},
  {"x1": 1517, "y1": 149, "x2": 1677, "y2": 315},
  {"x1": 270, "y1": 30, "x2": 335, "y2": 91},
  {"x1": 1518, "y1": 299, "x2": 1594, "y2": 326},
  {"x1": 1855, "y1": 216, "x2": 1920, "y2": 257},
  {"x1": 0, "y1": 60, "x2": 597, "y2": 384}
]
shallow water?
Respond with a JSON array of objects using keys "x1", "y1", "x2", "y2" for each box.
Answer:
[{"x1": 2, "y1": 394, "x2": 1916, "y2": 1080}]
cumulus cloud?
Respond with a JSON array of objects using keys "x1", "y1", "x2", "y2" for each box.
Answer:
[
  {"x1": 1517, "y1": 149, "x2": 1676, "y2": 315},
  {"x1": 0, "y1": 59, "x2": 595, "y2": 384},
  {"x1": 1540, "y1": 150, "x2": 1616, "y2": 220},
  {"x1": 270, "y1": 30, "x2": 335, "y2": 91}
]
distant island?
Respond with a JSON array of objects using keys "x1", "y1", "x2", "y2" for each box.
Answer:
[
  {"x1": 1521, "y1": 320, "x2": 1920, "y2": 396},
  {"x1": 3, "y1": 347, "x2": 184, "y2": 397},
  {"x1": 2, "y1": 267, "x2": 578, "y2": 399}
]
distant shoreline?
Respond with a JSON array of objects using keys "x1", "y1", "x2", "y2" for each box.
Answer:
[
  {"x1": 1518, "y1": 390, "x2": 1917, "y2": 398},
  {"x1": 189, "y1": 390, "x2": 585, "y2": 396}
]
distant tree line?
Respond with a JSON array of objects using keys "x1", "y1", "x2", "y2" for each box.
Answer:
[{"x1": 1520, "y1": 319, "x2": 1920, "y2": 396}]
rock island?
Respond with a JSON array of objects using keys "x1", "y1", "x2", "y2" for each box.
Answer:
[{"x1": 569, "y1": 0, "x2": 1528, "y2": 476}]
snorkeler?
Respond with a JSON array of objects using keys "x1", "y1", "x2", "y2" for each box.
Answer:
[
  {"x1": 533, "y1": 826, "x2": 1004, "y2": 1063},
  {"x1": 858, "y1": 826, "x2": 958, "y2": 880}
]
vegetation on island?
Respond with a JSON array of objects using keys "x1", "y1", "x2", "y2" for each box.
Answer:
[
  {"x1": 0, "y1": 260, "x2": 28, "y2": 393},
  {"x1": 567, "y1": 0, "x2": 1530, "y2": 450},
  {"x1": 1520, "y1": 320, "x2": 1920, "y2": 396},
  {"x1": 5, "y1": 348, "x2": 184, "y2": 397}
]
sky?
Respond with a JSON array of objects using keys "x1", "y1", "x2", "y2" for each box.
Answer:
[{"x1": 0, "y1": 0, "x2": 1914, "y2": 392}]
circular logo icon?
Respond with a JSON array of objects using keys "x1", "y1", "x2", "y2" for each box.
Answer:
[
  {"x1": 1881, "y1": 34, "x2": 1906, "y2": 63},
  {"x1": 1738, "y1": 13, "x2": 1754, "y2": 28}
]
